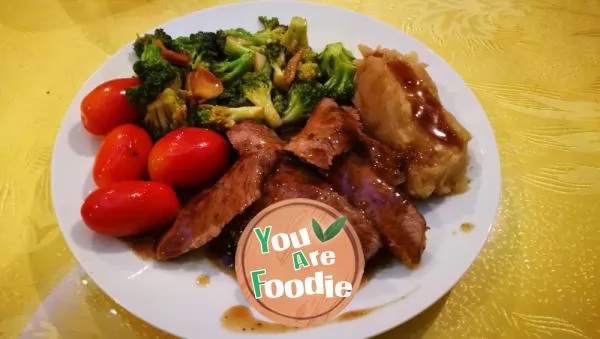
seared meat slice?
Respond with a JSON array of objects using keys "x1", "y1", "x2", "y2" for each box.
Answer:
[
  {"x1": 227, "y1": 120, "x2": 285, "y2": 156},
  {"x1": 261, "y1": 160, "x2": 382, "y2": 259},
  {"x1": 156, "y1": 121, "x2": 284, "y2": 260},
  {"x1": 328, "y1": 153, "x2": 427, "y2": 268},
  {"x1": 156, "y1": 154, "x2": 280, "y2": 260},
  {"x1": 341, "y1": 105, "x2": 405, "y2": 187},
  {"x1": 284, "y1": 98, "x2": 358, "y2": 170},
  {"x1": 208, "y1": 207, "x2": 257, "y2": 269},
  {"x1": 354, "y1": 45, "x2": 471, "y2": 198}
]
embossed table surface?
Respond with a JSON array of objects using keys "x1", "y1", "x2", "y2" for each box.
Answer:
[{"x1": 1, "y1": 0, "x2": 599, "y2": 338}]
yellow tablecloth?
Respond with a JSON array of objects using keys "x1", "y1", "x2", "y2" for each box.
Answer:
[{"x1": 1, "y1": 0, "x2": 599, "y2": 337}]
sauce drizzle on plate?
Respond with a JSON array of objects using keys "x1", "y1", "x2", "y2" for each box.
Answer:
[
  {"x1": 460, "y1": 222, "x2": 475, "y2": 232},
  {"x1": 196, "y1": 274, "x2": 210, "y2": 287}
]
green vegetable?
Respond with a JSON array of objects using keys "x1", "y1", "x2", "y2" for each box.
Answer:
[
  {"x1": 264, "y1": 43, "x2": 287, "y2": 89},
  {"x1": 220, "y1": 28, "x2": 256, "y2": 41},
  {"x1": 255, "y1": 17, "x2": 287, "y2": 45},
  {"x1": 209, "y1": 81, "x2": 249, "y2": 107},
  {"x1": 211, "y1": 52, "x2": 254, "y2": 84},
  {"x1": 133, "y1": 29, "x2": 175, "y2": 58},
  {"x1": 280, "y1": 16, "x2": 308, "y2": 53},
  {"x1": 272, "y1": 88, "x2": 288, "y2": 115},
  {"x1": 220, "y1": 19, "x2": 286, "y2": 47},
  {"x1": 319, "y1": 42, "x2": 356, "y2": 104},
  {"x1": 258, "y1": 16, "x2": 281, "y2": 31},
  {"x1": 223, "y1": 36, "x2": 264, "y2": 57},
  {"x1": 126, "y1": 42, "x2": 180, "y2": 110},
  {"x1": 171, "y1": 31, "x2": 222, "y2": 68},
  {"x1": 143, "y1": 86, "x2": 189, "y2": 139},
  {"x1": 281, "y1": 82, "x2": 324, "y2": 125},
  {"x1": 241, "y1": 67, "x2": 282, "y2": 128},
  {"x1": 297, "y1": 47, "x2": 320, "y2": 82},
  {"x1": 195, "y1": 105, "x2": 264, "y2": 130}
]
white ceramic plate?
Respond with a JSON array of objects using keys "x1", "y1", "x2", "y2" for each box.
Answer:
[{"x1": 51, "y1": 1, "x2": 501, "y2": 338}]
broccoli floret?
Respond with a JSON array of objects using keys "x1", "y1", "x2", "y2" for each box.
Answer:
[
  {"x1": 209, "y1": 81, "x2": 250, "y2": 107},
  {"x1": 133, "y1": 28, "x2": 175, "y2": 58},
  {"x1": 297, "y1": 63, "x2": 319, "y2": 82},
  {"x1": 211, "y1": 52, "x2": 253, "y2": 84},
  {"x1": 281, "y1": 82, "x2": 324, "y2": 125},
  {"x1": 126, "y1": 43, "x2": 180, "y2": 109},
  {"x1": 221, "y1": 22, "x2": 285, "y2": 46},
  {"x1": 241, "y1": 70, "x2": 281, "y2": 128},
  {"x1": 280, "y1": 17, "x2": 308, "y2": 53},
  {"x1": 297, "y1": 47, "x2": 320, "y2": 82},
  {"x1": 258, "y1": 16, "x2": 281, "y2": 30},
  {"x1": 195, "y1": 105, "x2": 264, "y2": 130},
  {"x1": 172, "y1": 31, "x2": 222, "y2": 68},
  {"x1": 143, "y1": 86, "x2": 189, "y2": 139},
  {"x1": 223, "y1": 36, "x2": 264, "y2": 57},
  {"x1": 319, "y1": 42, "x2": 356, "y2": 104},
  {"x1": 265, "y1": 43, "x2": 287, "y2": 89},
  {"x1": 221, "y1": 28, "x2": 256, "y2": 42},
  {"x1": 272, "y1": 89, "x2": 288, "y2": 114},
  {"x1": 255, "y1": 18, "x2": 287, "y2": 45}
]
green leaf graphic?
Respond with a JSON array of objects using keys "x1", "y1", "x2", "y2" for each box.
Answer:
[
  {"x1": 323, "y1": 216, "x2": 348, "y2": 241},
  {"x1": 312, "y1": 218, "x2": 325, "y2": 242}
]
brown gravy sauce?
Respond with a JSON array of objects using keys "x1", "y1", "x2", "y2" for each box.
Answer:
[
  {"x1": 125, "y1": 234, "x2": 160, "y2": 260},
  {"x1": 221, "y1": 304, "x2": 379, "y2": 333},
  {"x1": 221, "y1": 305, "x2": 298, "y2": 333},
  {"x1": 126, "y1": 236, "x2": 400, "y2": 333},
  {"x1": 386, "y1": 59, "x2": 463, "y2": 148},
  {"x1": 460, "y1": 222, "x2": 475, "y2": 232},
  {"x1": 196, "y1": 274, "x2": 210, "y2": 287}
]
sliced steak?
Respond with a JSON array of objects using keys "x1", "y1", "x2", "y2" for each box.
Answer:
[
  {"x1": 156, "y1": 153, "x2": 280, "y2": 260},
  {"x1": 284, "y1": 98, "x2": 358, "y2": 170},
  {"x1": 261, "y1": 159, "x2": 382, "y2": 259},
  {"x1": 157, "y1": 122, "x2": 283, "y2": 260},
  {"x1": 328, "y1": 152, "x2": 427, "y2": 268},
  {"x1": 227, "y1": 120, "x2": 285, "y2": 156}
]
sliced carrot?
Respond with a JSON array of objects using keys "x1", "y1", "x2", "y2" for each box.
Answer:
[{"x1": 154, "y1": 40, "x2": 191, "y2": 65}]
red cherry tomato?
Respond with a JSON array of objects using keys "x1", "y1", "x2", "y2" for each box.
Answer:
[
  {"x1": 93, "y1": 124, "x2": 153, "y2": 188},
  {"x1": 81, "y1": 181, "x2": 180, "y2": 237},
  {"x1": 81, "y1": 77, "x2": 140, "y2": 135},
  {"x1": 148, "y1": 128, "x2": 231, "y2": 187}
]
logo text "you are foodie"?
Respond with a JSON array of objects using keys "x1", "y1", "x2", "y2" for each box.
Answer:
[{"x1": 250, "y1": 216, "x2": 353, "y2": 300}]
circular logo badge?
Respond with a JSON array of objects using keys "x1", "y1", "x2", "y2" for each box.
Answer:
[{"x1": 235, "y1": 198, "x2": 365, "y2": 328}]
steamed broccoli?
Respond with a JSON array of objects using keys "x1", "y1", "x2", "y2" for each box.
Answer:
[
  {"x1": 255, "y1": 17, "x2": 287, "y2": 45},
  {"x1": 209, "y1": 81, "x2": 250, "y2": 107},
  {"x1": 264, "y1": 43, "x2": 287, "y2": 89},
  {"x1": 126, "y1": 42, "x2": 180, "y2": 109},
  {"x1": 143, "y1": 86, "x2": 189, "y2": 139},
  {"x1": 133, "y1": 29, "x2": 175, "y2": 58},
  {"x1": 171, "y1": 31, "x2": 222, "y2": 68},
  {"x1": 241, "y1": 68, "x2": 282, "y2": 128},
  {"x1": 258, "y1": 16, "x2": 281, "y2": 31},
  {"x1": 195, "y1": 105, "x2": 264, "y2": 130},
  {"x1": 220, "y1": 20, "x2": 285, "y2": 47},
  {"x1": 211, "y1": 52, "x2": 254, "y2": 84},
  {"x1": 281, "y1": 82, "x2": 324, "y2": 124},
  {"x1": 319, "y1": 42, "x2": 356, "y2": 104},
  {"x1": 280, "y1": 17, "x2": 308, "y2": 53},
  {"x1": 297, "y1": 47, "x2": 320, "y2": 82},
  {"x1": 272, "y1": 89, "x2": 288, "y2": 114},
  {"x1": 223, "y1": 36, "x2": 264, "y2": 57}
]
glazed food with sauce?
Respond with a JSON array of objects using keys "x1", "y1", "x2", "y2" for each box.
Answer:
[
  {"x1": 354, "y1": 45, "x2": 472, "y2": 199},
  {"x1": 76, "y1": 17, "x2": 474, "y2": 277},
  {"x1": 328, "y1": 152, "x2": 427, "y2": 268}
]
